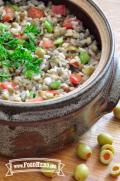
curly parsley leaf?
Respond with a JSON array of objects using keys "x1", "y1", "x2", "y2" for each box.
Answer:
[
  {"x1": 24, "y1": 23, "x2": 40, "y2": 36},
  {"x1": 0, "y1": 45, "x2": 8, "y2": 61},
  {"x1": 0, "y1": 32, "x2": 13, "y2": 44},
  {"x1": 0, "y1": 72, "x2": 10, "y2": 82},
  {"x1": 23, "y1": 33, "x2": 36, "y2": 52},
  {"x1": 0, "y1": 23, "x2": 43, "y2": 79},
  {"x1": 0, "y1": 23, "x2": 8, "y2": 34}
]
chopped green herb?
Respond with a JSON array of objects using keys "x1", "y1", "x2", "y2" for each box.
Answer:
[
  {"x1": 11, "y1": 45, "x2": 32, "y2": 62},
  {"x1": 11, "y1": 5, "x2": 19, "y2": 11},
  {"x1": 24, "y1": 70, "x2": 35, "y2": 79},
  {"x1": 29, "y1": 91, "x2": 36, "y2": 98},
  {"x1": 0, "y1": 45, "x2": 8, "y2": 61},
  {"x1": 0, "y1": 24, "x2": 42, "y2": 79},
  {"x1": 5, "y1": 38, "x2": 21, "y2": 49},
  {"x1": 23, "y1": 33, "x2": 36, "y2": 52},
  {"x1": 0, "y1": 23, "x2": 8, "y2": 33},
  {"x1": 0, "y1": 32, "x2": 13, "y2": 45},
  {"x1": 0, "y1": 72, "x2": 10, "y2": 82},
  {"x1": 24, "y1": 23, "x2": 40, "y2": 36}
]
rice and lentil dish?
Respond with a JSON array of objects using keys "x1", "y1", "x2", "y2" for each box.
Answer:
[{"x1": 0, "y1": 0, "x2": 101, "y2": 102}]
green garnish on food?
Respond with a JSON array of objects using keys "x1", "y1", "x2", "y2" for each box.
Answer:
[
  {"x1": 0, "y1": 44, "x2": 8, "y2": 61},
  {"x1": 24, "y1": 23, "x2": 40, "y2": 36},
  {"x1": 11, "y1": 5, "x2": 20, "y2": 11},
  {"x1": 0, "y1": 23, "x2": 8, "y2": 33},
  {"x1": 0, "y1": 22, "x2": 42, "y2": 80},
  {"x1": 6, "y1": 38, "x2": 21, "y2": 49},
  {"x1": 0, "y1": 72, "x2": 10, "y2": 82},
  {"x1": 0, "y1": 32, "x2": 13, "y2": 44},
  {"x1": 24, "y1": 70, "x2": 35, "y2": 79},
  {"x1": 29, "y1": 91, "x2": 36, "y2": 98},
  {"x1": 9, "y1": 45, "x2": 43, "y2": 78},
  {"x1": 44, "y1": 20, "x2": 54, "y2": 33},
  {"x1": 80, "y1": 51, "x2": 90, "y2": 64},
  {"x1": 23, "y1": 33, "x2": 36, "y2": 52}
]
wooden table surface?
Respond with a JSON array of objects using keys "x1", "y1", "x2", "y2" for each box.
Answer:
[{"x1": 1, "y1": 0, "x2": 120, "y2": 181}]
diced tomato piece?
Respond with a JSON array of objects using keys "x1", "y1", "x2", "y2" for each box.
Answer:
[
  {"x1": 61, "y1": 85, "x2": 70, "y2": 93},
  {"x1": 70, "y1": 74, "x2": 82, "y2": 85},
  {"x1": 47, "y1": 90, "x2": 58, "y2": 95},
  {"x1": 2, "y1": 7, "x2": 14, "y2": 22},
  {"x1": 3, "y1": 15, "x2": 12, "y2": 22},
  {"x1": 14, "y1": 34, "x2": 23, "y2": 39},
  {"x1": 0, "y1": 82, "x2": 17, "y2": 90},
  {"x1": 28, "y1": 7, "x2": 44, "y2": 19},
  {"x1": 28, "y1": 97, "x2": 44, "y2": 102},
  {"x1": 52, "y1": 5, "x2": 66, "y2": 16},
  {"x1": 63, "y1": 17, "x2": 80, "y2": 29},
  {"x1": 63, "y1": 18, "x2": 73, "y2": 29},
  {"x1": 69, "y1": 60, "x2": 80, "y2": 68},
  {"x1": 42, "y1": 39, "x2": 54, "y2": 49}
]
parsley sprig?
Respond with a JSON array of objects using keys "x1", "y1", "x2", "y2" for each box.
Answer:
[
  {"x1": 24, "y1": 23, "x2": 40, "y2": 36},
  {"x1": 0, "y1": 72, "x2": 10, "y2": 82},
  {"x1": 0, "y1": 22, "x2": 42, "y2": 80}
]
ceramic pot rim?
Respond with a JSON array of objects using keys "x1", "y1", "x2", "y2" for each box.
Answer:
[{"x1": 0, "y1": 0, "x2": 115, "y2": 108}]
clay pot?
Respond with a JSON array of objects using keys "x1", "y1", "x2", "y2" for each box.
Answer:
[{"x1": 0, "y1": 0, "x2": 119, "y2": 157}]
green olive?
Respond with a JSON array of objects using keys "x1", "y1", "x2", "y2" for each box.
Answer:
[
  {"x1": 79, "y1": 51, "x2": 90, "y2": 65},
  {"x1": 99, "y1": 150, "x2": 114, "y2": 165},
  {"x1": 66, "y1": 46, "x2": 78, "y2": 52},
  {"x1": 50, "y1": 81, "x2": 61, "y2": 90},
  {"x1": 101, "y1": 144, "x2": 115, "y2": 154},
  {"x1": 97, "y1": 133, "x2": 113, "y2": 146},
  {"x1": 73, "y1": 164, "x2": 89, "y2": 181},
  {"x1": 35, "y1": 47, "x2": 46, "y2": 58},
  {"x1": 44, "y1": 20, "x2": 54, "y2": 33},
  {"x1": 82, "y1": 65, "x2": 95, "y2": 76},
  {"x1": 76, "y1": 143, "x2": 92, "y2": 160},
  {"x1": 113, "y1": 105, "x2": 120, "y2": 120},
  {"x1": 41, "y1": 169, "x2": 56, "y2": 178},
  {"x1": 41, "y1": 163, "x2": 56, "y2": 178},
  {"x1": 54, "y1": 37, "x2": 64, "y2": 46},
  {"x1": 110, "y1": 163, "x2": 120, "y2": 177}
]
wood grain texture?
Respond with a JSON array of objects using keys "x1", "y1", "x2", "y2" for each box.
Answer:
[{"x1": 0, "y1": 0, "x2": 120, "y2": 181}]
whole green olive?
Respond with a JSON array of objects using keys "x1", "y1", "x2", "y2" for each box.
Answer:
[
  {"x1": 97, "y1": 133, "x2": 113, "y2": 146},
  {"x1": 113, "y1": 105, "x2": 120, "y2": 120},
  {"x1": 76, "y1": 143, "x2": 92, "y2": 160},
  {"x1": 73, "y1": 164, "x2": 89, "y2": 181},
  {"x1": 41, "y1": 168, "x2": 56, "y2": 178}
]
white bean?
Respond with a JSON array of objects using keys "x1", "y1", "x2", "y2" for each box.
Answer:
[{"x1": 44, "y1": 77, "x2": 52, "y2": 86}]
